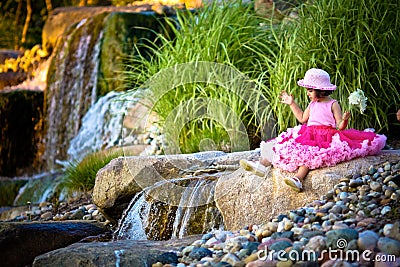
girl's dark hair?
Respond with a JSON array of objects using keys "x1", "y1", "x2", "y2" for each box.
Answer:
[{"x1": 314, "y1": 89, "x2": 333, "y2": 98}]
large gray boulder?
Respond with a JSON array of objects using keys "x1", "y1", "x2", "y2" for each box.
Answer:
[
  {"x1": 93, "y1": 151, "x2": 257, "y2": 224},
  {"x1": 94, "y1": 150, "x2": 400, "y2": 232}
]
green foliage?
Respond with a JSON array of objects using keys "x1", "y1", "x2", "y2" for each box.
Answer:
[
  {"x1": 254, "y1": 0, "x2": 400, "y2": 133},
  {"x1": 62, "y1": 149, "x2": 123, "y2": 193},
  {"x1": 124, "y1": 0, "x2": 399, "y2": 153},
  {"x1": 0, "y1": 0, "x2": 113, "y2": 49},
  {"x1": 0, "y1": 0, "x2": 48, "y2": 49},
  {"x1": 123, "y1": 1, "x2": 276, "y2": 153},
  {"x1": 0, "y1": 15, "x2": 21, "y2": 49},
  {"x1": 0, "y1": 0, "x2": 23, "y2": 49},
  {"x1": 110, "y1": 0, "x2": 131, "y2": 6},
  {"x1": 179, "y1": 119, "x2": 231, "y2": 153}
]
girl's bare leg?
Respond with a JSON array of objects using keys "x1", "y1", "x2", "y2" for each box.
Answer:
[
  {"x1": 295, "y1": 166, "x2": 309, "y2": 182},
  {"x1": 259, "y1": 157, "x2": 272, "y2": 167}
]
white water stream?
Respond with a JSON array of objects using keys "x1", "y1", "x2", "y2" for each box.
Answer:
[
  {"x1": 115, "y1": 177, "x2": 222, "y2": 240},
  {"x1": 67, "y1": 90, "x2": 140, "y2": 163}
]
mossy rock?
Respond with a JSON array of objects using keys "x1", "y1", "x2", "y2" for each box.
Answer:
[
  {"x1": 98, "y1": 12, "x2": 173, "y2": 96},
  {"x1": 0, "y1": 178, "x2": 28, "y2": 206}
]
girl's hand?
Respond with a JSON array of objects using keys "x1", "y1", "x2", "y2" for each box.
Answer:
[
  {"x1": 280, "y1": 91, "x2": 294, "y2": 105},
  {"x1": 342, "y1": 111, "x2": 351, "y2": 121}
]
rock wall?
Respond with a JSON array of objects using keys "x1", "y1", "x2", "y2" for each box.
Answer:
[{"x1": 0, "y1": 90, "x2": 44, "y2": 177}]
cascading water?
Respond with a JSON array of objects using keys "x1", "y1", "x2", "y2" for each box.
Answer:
[
  {"x1": 12, "y1": 172, "x2": 65, "y2": 206},
  {"x1": 67, "y1": 90, "x2": 140, "y2": 163},
  {"x1": 114, "y1": 175, "x2": 224, "y2": 241},
  {"x1": 171, "y1": 178, "x2": 216, "y2": 239},
  {"x1": 113, "y1": 191, "x2": 149, "y2": 240},
  {"x1": 43, "y1": 17, "x2": 104, "y2": 170}
]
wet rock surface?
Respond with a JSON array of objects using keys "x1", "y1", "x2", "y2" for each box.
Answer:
[
  {"x1": 33, "y1": 234, "x2": 202, "y2": 267},
  {"x1": 1, "y1": 221, "x2": 107, "y2": 267}
]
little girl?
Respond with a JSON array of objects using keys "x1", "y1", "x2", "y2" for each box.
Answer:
[{"x1": 240, "y1": 68, "x2": 387, "y2": 192}]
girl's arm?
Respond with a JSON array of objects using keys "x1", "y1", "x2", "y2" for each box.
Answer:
[
  {"x1": 280, "y1": 91, "x2": 310, "y2": 123},
  {"x1": 332, "y1": 101, "x2": 350, "y2": 130}
]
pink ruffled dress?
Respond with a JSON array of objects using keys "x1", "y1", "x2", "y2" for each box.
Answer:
[{"x1": 270, "y1": 99, "x2": 387, "y2": 172}]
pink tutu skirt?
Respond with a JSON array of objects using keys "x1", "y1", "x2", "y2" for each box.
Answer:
[{"x1": 271, "y1": 124, "x2": 387, "y2": 172}]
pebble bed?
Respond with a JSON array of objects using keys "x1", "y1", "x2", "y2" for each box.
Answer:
[
  {"x1": 5, "y1": 154, "x2": 400, "y2": 267},
  {"x1": 152, "y1": 160, "x2": 400, "y2": 267},
  {"x1": 8, "y1": 201, "x2": 108, "y2": 223}
]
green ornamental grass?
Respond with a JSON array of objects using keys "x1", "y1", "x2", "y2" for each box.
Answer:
[
  {"x1": 62, "y1": 149, "x2": 124, "y2": 193},
  {"x1": 123, "y1": 0, "x2": 399, "y2": 154},
  {"x1": 123, "y1": 1, "x2": 274, "y2": 153},
  {"x1": 255, "y1": 0, "x2": 400, "y2": 133}
]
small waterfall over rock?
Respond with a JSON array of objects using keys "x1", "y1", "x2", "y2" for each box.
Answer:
[
  {"x1": 114, "y1": 192, "x2": 149, "y2": 240},
  {"x1": 171, "y1": 178, "x2": 217, "y2": 239},
  {"x1": 13, "y1": 172, "x2": 65, "y2": 206},
  {"x1": 67, "y1": 90, "x2": 140, "y2": 163},
  {"x1": 39, "y1": 9, "x2": 173, "y2": 171},
  {"x1": 114, "y1": 176, "x2": 223, "y2": 241},
  {"x1": 43, "y1": 16, "x2": 105, "y2": 170}
]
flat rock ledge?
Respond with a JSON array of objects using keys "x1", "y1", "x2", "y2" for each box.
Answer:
[
  {"x1": 93, "y1": 150, "x2": 258, "y2": 223},
  {"x1": 33, "y1": 234, "x2": 201, "y2": 267},
  {"x1": 1, "y1": 221, "x2": 107, "y2": 267}
]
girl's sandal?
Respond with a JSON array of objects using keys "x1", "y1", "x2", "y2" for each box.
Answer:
[
  {"x1": 284, "y1": 176, "x2": 303, "y2": 192},
  {"x1": 239, "y1": 159, "x2": 268, "y2": 177}
]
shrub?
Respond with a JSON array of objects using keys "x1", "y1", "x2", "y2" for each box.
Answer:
[
  {"x1": 123, "y1": 0, "x2": 277, "y2": 153},
  {"x1": 123, "y1": 0, "x2": 399, "y2": 153},
  {"x1": 62, "y1": 149, "x2": 124, "y2": 193}
]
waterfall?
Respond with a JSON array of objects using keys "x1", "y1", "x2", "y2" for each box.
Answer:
[
  {"x1": 43, "y1": 17, "x2": 104, "y2": 170},
  {"x1": 67, "y1": 91, "x2": 140, "y2": 163},
  {"x1": 114, "y1": 192, "x2": 149, "y2": 240},
  {"x1": 171, "y1": 178, "x2": 216, "y2": 238},
  {"x1": 114, "y1": 177, "x2": 223, "y2": 241},
  {"x1": 13, "y1": 172, "x2": 65, "y2": 206}
]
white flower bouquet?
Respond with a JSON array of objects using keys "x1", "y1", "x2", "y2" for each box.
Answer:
[{"x1": 348, "y1": 88, "x2": 368, "y2": 114}]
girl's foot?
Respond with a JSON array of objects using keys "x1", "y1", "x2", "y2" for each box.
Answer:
[
  {"x1": 239, "y1": 159, "x2": 269, "y2": 177},
  {"x1": 284, "y1": 176, "x2": 303, "y2": 192}
]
